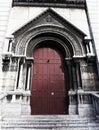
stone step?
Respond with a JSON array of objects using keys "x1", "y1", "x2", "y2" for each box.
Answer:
[
  {"x1": 2, "y1": 118, "x2": 96, "y2": 125},
  {"x1": 2, "y1": 127, "x2": 90, "y2": 130},
  {"x1": 3, "y1": 115, "x2": 96, "y2": 120},
  {"x1": 1, "y1": 115, "x2": 99, "y2": 130},
  {"x1": 2, "y1": 118, "x2": 96, "y2": 124},
  {"x1": 1, "y1": 124, "x2": 90, "y2": 130}
]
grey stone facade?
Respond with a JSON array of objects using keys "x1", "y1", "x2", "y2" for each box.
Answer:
[{"x1": 0, "y1": 0, "x2": 99, "y2": 130}]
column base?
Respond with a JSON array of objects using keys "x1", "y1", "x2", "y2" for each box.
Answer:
[
  {"x1": 4, "y1": 103, "x2": 21, "y2": 116},
  {"x1": 21, "y1": 104, "x2": 31, "y2": 115},
  {"x1": 69, "y1": 104, "x2": 78, "y2": 115}
]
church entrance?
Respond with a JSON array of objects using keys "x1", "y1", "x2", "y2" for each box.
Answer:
[{"x1": 30, "y1": 46, "x2": 68, "y2": 115}]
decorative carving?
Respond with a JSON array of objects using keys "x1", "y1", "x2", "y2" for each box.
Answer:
[
  {"x1": 12, "y1": 9, "x2": 85, "y2": 59},
  {"x1": 2, "y1": 54, "x2": 19, "y2": 72},
  {"x1": 46, "y1": 15, "x2": 52, "y2": 22}
]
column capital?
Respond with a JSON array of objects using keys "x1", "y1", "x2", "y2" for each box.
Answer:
[
  {"x1": 84, "y1": 38, "x2": 92, "y2": 44},
  {"x1": 65, "y1": 58, "x2": 73, "y2": 65},
  {"x1": 19, "y1": 57, "x2": 26, "y2": 65},
  {"x1": 26, "y1": 57, "x2": 34, "y2": 66},
  {"x1": 72, "y1": 58, "x2": 81, "y2": 65}
]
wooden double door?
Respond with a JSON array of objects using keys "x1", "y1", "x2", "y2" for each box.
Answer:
[{"x1": 30, "y1": 47, "x2": 67, "y2": 115}]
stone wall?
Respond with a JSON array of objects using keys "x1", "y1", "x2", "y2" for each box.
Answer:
[
  {"x1": 0, "y1": 0, "x2": 99, "y2": 92},
  {"x1": 0, "y1": 0, "x2": 12, "y2": 91},
  {"x1": 6, "y1": 7, "x2": 90, "y2": 37},
  {"x1": 81, "y1": 60, "x2": 99, "y2": 91},
  {"x1": 86, "y1": 0, "x2": 99, "y2": 73},
  {"x1": 0, "y1": 0, "x2": 99, "y2": 119},
  {"x1": 1, "y1": 4, "x2": 91, "y2": 92}
]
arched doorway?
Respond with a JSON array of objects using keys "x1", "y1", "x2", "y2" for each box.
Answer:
[{"x1": 30, "y1": 44, "x2": 68, "y2": 115}]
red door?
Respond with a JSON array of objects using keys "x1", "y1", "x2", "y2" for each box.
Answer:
[{"x1": 31, "y1": 47, "x2": 67, "y2": 115}]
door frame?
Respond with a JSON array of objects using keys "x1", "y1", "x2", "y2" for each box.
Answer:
[{"x1": 30, "y1": 41, "x2": 70, "y2": 114}]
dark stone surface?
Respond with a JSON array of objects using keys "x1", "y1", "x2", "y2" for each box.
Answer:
[{"x1": 12, "y1": 0, "x2": 85, "y2": 8}]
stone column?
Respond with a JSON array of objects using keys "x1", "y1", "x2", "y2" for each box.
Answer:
[
  {"x1": 25, "y1": 64, "x2": 31, "y2": 90},
  {"x1": 18, "y1": 61, "x2": 23, "y2": 90},
  {"x1": 65, "y1": 59, "x2": 73, "y2": 90},
  {"x1": 66, "y1": 59, "x2": 78, "y2": 114},
  {"x1": 16, "y1": 57, "x2": 24, "y2": 90},
  {"x1": 75, "y1": 61, "x2": 82, "y2": 89},
  {"x1": 7, "y1": 35, "x2": 14, "y2": 52},
  {"x1": 22, "y1": 58, "x2": 33, "y2": 115},
  {"x1": 27, "y1": 66, "x2": 31, "y2": 90},
  {"x1": 15, "y1": 58, "x2": 20, "y2": 90},
  {"x1": 74, "y1": 60, "x2": 87, "y2": 116},
  {"x1": 25, "y1": 58, "x2": 33, "y2": 90},
  {"x1": 85, "y1": 39, "x2": 94, "y2": 56}
]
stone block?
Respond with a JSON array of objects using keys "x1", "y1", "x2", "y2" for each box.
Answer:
[
  {"x1": 69, "y1": 105, "x2": 78, "y2": 115},
  {"x1": 4, "y1": 103, "x2": 21, "y2": 116},
  {"x1": 21, "y1": 104, "x2": 31, "y2": 115},
  {"x1": 78, "y1": 104, "x2": 95, "y2": 117}
]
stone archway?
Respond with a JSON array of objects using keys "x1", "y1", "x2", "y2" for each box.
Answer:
[
  {"x1": 12, "y1": 23, "x2": 86, "y2": 115},
  {"x1": 6, "y1": 8, "x2": 97, "y2": 117},
  {"x1": 13, "y1": 25, "x2": 85, "y2": 57},
  {"x1": 26, "y1": 33, "x2": 80, "y2": 115}
]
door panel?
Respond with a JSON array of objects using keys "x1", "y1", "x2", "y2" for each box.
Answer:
[{"x1": 31, "y1": 47, "x2": 67, "y2": 115}]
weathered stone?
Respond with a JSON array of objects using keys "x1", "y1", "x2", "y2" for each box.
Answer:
[{"x1": 0, "y1": 0, "x2": 99, "y2": 130}]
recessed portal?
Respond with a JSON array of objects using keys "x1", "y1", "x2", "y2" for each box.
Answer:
[{"x1": 30, "y1": 46, "x2": 68, "y2": 115}]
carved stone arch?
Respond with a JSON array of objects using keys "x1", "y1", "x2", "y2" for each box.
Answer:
[
  {"x1": 13, "y1": 25, "x2": 85, "y2": 57},
  {"x1": 26, "y1": 36, "x2": 72, "y2": 58}
]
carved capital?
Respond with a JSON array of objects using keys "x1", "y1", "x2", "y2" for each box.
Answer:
[{"x1": 26, "y1": 57, "x2": 34, "y2": 66}]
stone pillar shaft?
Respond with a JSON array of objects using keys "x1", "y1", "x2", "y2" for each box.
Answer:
[
  {"x1": 75, "y1": 62, "x2": 82, "y2": 89},
  {"x1": 16, "y1": 58, "x2": 24, "y2": 90},
  {"x1": 85, "y1": 39, "x2": 94, "y2": 55},
  {"x1": 66, "y1": 59, "x2": 73, "y2": 90},
  {"x1": 27, "y1": 66, "x2": 31, "y2": 90},
  {"x1": 18, "y1": 63, "x2": 23, "y2": 89},
  {"x1": 25, "y1": 65, "x2": 31, "y2": 90},
  {"x1": 25, "y1": 58, "x2": 33, "y2": 90}
]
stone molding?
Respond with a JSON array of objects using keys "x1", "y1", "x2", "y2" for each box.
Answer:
[{"x1": 12, "y1": 0, "x2": 85, "y2": 8}]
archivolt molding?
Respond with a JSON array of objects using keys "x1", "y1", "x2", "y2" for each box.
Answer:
[
  {"x1": 26, "y1": 36, "x2": 71, "y2": 58},
  {"x1": 13, "y1": 25, "x2": 85, "y2": 58}
]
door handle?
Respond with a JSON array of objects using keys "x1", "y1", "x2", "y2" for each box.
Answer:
[
  {"x1": 47, "y1": 59, "x2": 50, "y2": 63},
  {"x1": 51, "y1": 92, "x2": 54, "y2": 96}
]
